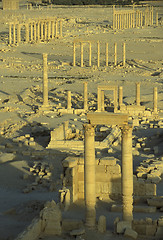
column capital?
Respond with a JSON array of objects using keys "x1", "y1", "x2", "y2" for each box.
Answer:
[
  {"x1": 83, "y1": 124, "x2": 95, "y2": 135},
  {"x1": 121, "y1": 124, "x2": 132, "y2": 135}
]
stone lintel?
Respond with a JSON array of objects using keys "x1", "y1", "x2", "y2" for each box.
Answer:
[
  {"x1": 98, "y1": 85, "x2": 117, "y2": 91},
  {"x1": 87, "y1": 113, "x2": 128, "y2": 126}
]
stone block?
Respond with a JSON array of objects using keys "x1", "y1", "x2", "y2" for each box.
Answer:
[
  {"x1": 155, "y1": 226, "x2": 163, "y2": 239},
  {"x1": 116, "y1": 221, "x2": 131, "y2": 234},
  {"x1": 158, "y1": 217, "x2": 163, "y2": 226},
  {"x1": 62, "y1": 219, "x2": 84, "y2": 232},
  {"x1": 146, "y1": 225, "x2": 157, "y2": 236},
  {"x1": 124, "y1": 227, "x2": 138, "y2": 239},
  {"x1": 70, "y1": 228, "x2": 85, "y2": 236},
  {"x1": 133, "y1": 224, "x2": 146, "y2": 235},
  {"x1": 99, "y1": 157, "x2": 116, "y2": 166},
  {"x1": 62, "y1": 157, "x2": 78, "y2": 168},
  {"x1": 145, "y1": 183, "x2": 156, "y2": 196},
  {"x1": 147, "y1": 197, "x2": 163, "y2": 208},
  {"x1": 98, "y1": 215, "x2": 106, "y2": 233}
]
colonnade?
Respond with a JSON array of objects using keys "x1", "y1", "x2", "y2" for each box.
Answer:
[
  {"x1": 2, "y1": 0, "x2": 19, "y2": 10},
  {"x1": 84, "y1": 115, "x2": 133, "y2": 226},
  {"x1": 73, "y1": 40, "x2": 126, "y2": 67},
  {"x1": 8, "y1": 18, "x2": 63, "y2": 45},
  {"x1": 113, "y1": 5, "x2": 157, "y2": 30}
]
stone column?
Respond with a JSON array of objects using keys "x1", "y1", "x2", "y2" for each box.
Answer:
[
  {"x1": 30, "y1": 23, "x2": 33, "y2": 41},
  {"x1": 81, "y1": 42, "x2": 84, "y2": 67},
  {"x1": 84, "y1": 124, "x2": 96, "y2": 228},
  {"x1": 34, "y1": 22, "x2": 37, "y2": 41},
  {"x1": 101, "y1": 90, "x2": 105, "y2": 111},
  {"x1": 123, "y1": 42, "x2": 126, "y2": 67},
  {"x1": 55, "y1": 20, "x2": 58, "y2": 37},
  {"x1": 121, "y1": 125, "x2": 133, "y2": 222},
  {"x1": 151, "y1": 6, "x2": 153, "y2": 25},
  {"x1": 97, "y1": 87, "x2": 101, "y2": 112},
  {"x1": 114, "y1": 42, "x2": 117, "y2": 66},
  {"x1": 67, "y1": 91, "x2": 71, "y2": 110},
  {"x1": 41, "y1": 21, "x2": 44, "y2": 40},
  {"x1": 51, "y1": 21, "x2": 54, "y2": 39},
  {"x1": 153, "y1": 87, "x2": 157, "y2": 113},
  {"x1": 48, "y1": 20, "x2": 51, "y2": 40},
  {"x1": 97, "y1": 41, "x2": 100, "y2": 67},
  {"x1": 119, "y1": 86, "x2": 123, "y2": 107},
  {"x1": 13, "y1": 23, "x2": 16, "y2": 44},
  {"x1": 25, "y1": 23, "x2": 29, "y2": 42},
  {"x1": 114, "y1": 87, "x2": 118, "y2": 112},
  {"x1": 106, "y1": 42, "x2": 108, "y2": 67},
  {"x1": 17, "y1": 24, "x2": 21, "y2": 44},
  {"x1": 37, "y1": 22, "x2": 40, "y2": 41},
  {"x1": 60, "y1": 20, "x2": 63, "y2": 38},
  {"x1": 73, "y1": 41, "x2": 76, "y2": 67},
  {"x1": 89, "y1": 42, "x2": 92, "y2": 67},
  {"x1": 42, "y1": 53, "x2": 49, "y2": 107},
  {"x1": 136, "y1": 82, "x2": 140, "y2": 106},
  {"x1": 83, "y1": 82, "x2": 88, "y2": 111},
  {"x1": 156, "y1": 12, "x2": 158, "y2": 26},
  {"x1": 9, "y1": 23, "x2": 12, "y2": 45},
  {"x1": 44, "y1": 22, "x2": 47, "y2": 40},
  {"x1": 113, "y1": 5, "x2": 115, "y2": 30}
]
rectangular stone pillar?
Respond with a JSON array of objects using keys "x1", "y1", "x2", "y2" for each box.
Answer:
[
  {"x1": 97, "y1": 41, "x2": 100, "y2": 67},
  {"x1": 9, "y1": 23, "x2": 12, "y2": 45},
  {"x1": 48, "y1": 21, "x2": 51, "y2": 40},
  {"x1": 17, "y1": 24, "x2": 21, "y2": 44},
  {"x1": 73, "y1": 42, "x2": 76, "y2": 67},
  {"x1": 123, "y1": 42, "x2": 126, "y2": 67},
  {"x1": 106, "y1": 43, "x2": 108, "y2": 67},
  {"x1": 84, "y1": 124, "x2": 96, "y2": 228},
  {"x1": 81, "y1": 42, "x2": 84, "y2": 67},
  {"x1": 101, "y1": 91, "x2": 105, "y2": 112},
  {"x1": 37, "y1": 22, "x2": 40, "y2": 41},
  {"x1": 89, "y1": 42, "x2": 92, "y2": 67},
  {"x1": 153, "y1": 87, "x2": 157, "y2": 113},
  {"x1": 67, "y1": 91, "x2": 71, "y2": 110},
  {"x1": 136, "y1": 82, "x2": 140, "y2": 106},
  {"x1": 156, "y1": 12, "x2": 158, "y2": 26},
  {"x1": 42, "y1": 53, "x2": 49, "y2": 107},
  {"x1": 25, "y1": 23, "x2": 29, "y2": 42},
  {"x1": 97, "y1": 87, "x2": 101, "y2": 112},
  {"x1": 84, "y1": 82, "x2": 88, "y2": 111},
  {"x1": 121, "y1": 125, "x2": 133, "y2": 222},
  {"x1": 119, "y1": 86, "x2": 123, "y2": 107},
  {"x1": 114, "y1": 42, "x2": 117, "y2": 66}
]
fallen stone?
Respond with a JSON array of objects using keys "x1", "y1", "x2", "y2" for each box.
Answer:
[
  {"x1": 0, "y1": 153, "x2": 15, "y2": 163},
  {"x1": 147, "y1": 197, "x2": 163, "y2": 208},
  {"x1": 98, "y1": 215, "x2": 106, "y2": 233},
  {"x1": 70, "y1": 228, "x2": 85, "y2": 236},
  {"x1": 117, "y1": 221, "x2": 131, "y2": 234},
  {"x1": 155, "y1": 226, "x2": 163, "y2": 239},
  {"x1": 124, "y1": 227, "x2": 138, "y2": 239}
]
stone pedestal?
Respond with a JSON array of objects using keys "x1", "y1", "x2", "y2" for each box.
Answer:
[
  {"x1": 84, "y1": 124, "x2": 96, "y2": 228},
  {"x1": 121, "y1": 125, "x2": 133, "y2": 222}
]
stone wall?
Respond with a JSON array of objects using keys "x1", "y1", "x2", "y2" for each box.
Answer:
[{"x1": 62, "y1": 156, "x2": 156, "y2": 203}]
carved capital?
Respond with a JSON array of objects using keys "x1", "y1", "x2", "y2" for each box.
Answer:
[
  {"x1": 121, "y1": 125, "x2": 132, "y2": 135},
  {"x1": 83, "y1": 124, "x2": 95, "y2": 136}
]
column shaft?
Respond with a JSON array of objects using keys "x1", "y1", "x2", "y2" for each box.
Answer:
[
  {"x1": 34, "y1": 23, "x2": 37, "y2": 41},
  {"x1": 30, "y1": 23, "x2": 33, "y2": 41},
  {"x1": 114, "y1": 87, "x2": 118, "y2": 112},
  {"x1": 84, "y1": 124, "x2": 96, "y2": 228},
  {"x1": 97, "y1": 41, "x2": 100, "y2": 67},
  {"x1": 106, "y1": 43, "x2": 108, "y2": 67},
  {"x1": 101, "y1": 91, "x2": 105, "y2": 111},
  {"x1": 89, "y1": 42, "x2": 92, "y2": 67},
  {"x1": 9, "y1": 23, "x2": 12, "y2": 44},
  {"x1": 119, "y1": 86, "x2": 123, "y2": 107},
  {"x1": 25, "y1": 23, "x2": 29, "y2": 42},
  {"x1": 17, "y1": 24, "x2": 21, "y2": 43},
  {"x1": 136, "y1": 82, "x2": 140, "y2": 106},
  {"x1": 114, "y1": 42, "x2": 117, "y2": 66},
  {"x1": 73, "y1": 42, "x2": 76, "y2": 66},
  {"x1": 123, "y1": 42, "x2": 126, "y2": 67},
  {"x1": 153, "y1": 87, "x2": 157, "y2": 113},
  {"x1": 55, "y1": 20, "x2": 58, "y2": 37},
  {"x1": 51, "y1": 21, "x2": 54, "y2": 39},
  {"x1": 13, "y1": 24, "x2": 16, "y2": 44},
  {"x1": 97, "y1": 87, "x2": 101, "y2": 112},
  {"x1": 81, "y1": 42, "x2": 84, "y2": 67},
  {"x1": 121, "y1": 125, "x2": 133, "y2": 222},
  {"x1": 84, "y1": 82, "x2": 88, "y2": 111},
  {"x1": 60, "y1": 20, "x2": 63, "y2": 38},
  {"x1": 43, "y1": 53, "x2": 49, "y2": 107},
  {"x1": 67, "y1": 91, "x2": 71, "y2": 110}
]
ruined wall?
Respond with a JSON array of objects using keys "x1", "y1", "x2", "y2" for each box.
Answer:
[{"x1": 62, "y1": 156, "x2": 156, "y2": 202}]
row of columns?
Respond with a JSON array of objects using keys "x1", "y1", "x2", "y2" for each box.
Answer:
[
  {"x1": 84, "y1": 123, "x2": 133, "y2": 227},
  {"x1": 113, "y1": 5, "x2": 157, "y2": 30},
  {"x1": 8, "y1": 19, "x2": 62, "y2": 45},
  {"x1": 27, "y1": 3, "x2": 53, "y2": 10},
  {"x1": 73, "y1": 41, "x2": 126, "y2": 67}
]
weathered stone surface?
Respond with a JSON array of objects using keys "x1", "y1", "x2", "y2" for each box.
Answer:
[
  {"x1": 147, "y1": 197, "x2": 163, "y2": 208},
  {"x1": 62, "y1": 219, "x2": 84, "y2": 232},
  {"x1": 0, "y1": 153, "x2": 15, "y2": 163},
  {"x1": 98, "y1": 215, "x2": 106, "y2": 233},
  {"x1": 155, "y1": 226, "x2": 163, "y2": 239},
  {"x1": 117, "y1": 221, "x2": 131, "y2": 234},
  {"x1": 70, "y1": 228, "x2": 85, "y2": 236},
  {"x1": 124, "y1": 227, "x2": 138, "y2": 239}
]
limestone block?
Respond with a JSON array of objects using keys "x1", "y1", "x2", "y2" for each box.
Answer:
[
  {"x1": 147, "y1": 197, "x2": 163, "y2": 207},
  {"x1": 99, "y1": 157, "x2": 116, "y2": 166},
  {"x1": 62, "y1": 219, "x2": 84, "y2": 232},
  {"x1": 145, "y1": 183, "x2": 156, "y2": 196},
  {"x1": 124, "y1": 227, "x2": 138, "y2": 239},
  {"x1": 147, "y1": 174, "x2": 161, "y2": 184},
  {"x1": 158, "y1": 217, "x2": 163, "y2": 226},
  {"x1": 116, "y1": 221, "x2": 132, "y2": 234},
  {"x1": 146, "y1": 225, "x2": 157, "y2": 236},
  {"x1": 97, "y1": 216, "x2": 106, "y2": 233},
  {"x1": 78, "y1": 172, "x2": 84, "y2": 181},
  {"x1": 133, "y1": 224, "x2": 146, "y2": 235},
  {"x1": 155, "y1": 226, "x2": 163, "y2": 239},
  {"x1": 70, "y1": 228, "x2": 85, "y2": 236},
  {"x1": 0, "y1": 152, "x2": 15, "y2": 163}
]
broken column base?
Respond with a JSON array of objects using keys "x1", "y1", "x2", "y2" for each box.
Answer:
[{"x1": 39, "y1": 104, "x2": 53, "y2": 111}]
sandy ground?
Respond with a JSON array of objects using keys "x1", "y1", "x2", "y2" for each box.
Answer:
[{"x1": 0, "y1": 1, "x2": 163, "y2": 240}]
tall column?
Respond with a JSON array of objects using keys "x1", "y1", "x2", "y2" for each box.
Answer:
[
  {"x1": 119, "y1": 86, "x2": 123, "y2": 107},
  {"x1": 89, "y1": 42, "x2": 92, "y2": 67},
  {"x1": 113, "y1": 5, "x2": 115, "y2": 30},
  {"x1": 121, "y1": 125, "x2": 133, "y2": 222},
  {"x1": 13, "y1": 23, "x2": 16, "y2": 44},
  {"x1": 106, "y1": 42, "x2": 108, "y2": 67},
  {"x1": 44, "y1": 22, "x2": 47, "y2": 40},
  {"x1": 136, "y1": 82, "x2": 140, "y2": 106},
  {"x1": 123, "y1": 42, "x2": 126, "y2": 67},
  {"x1": 73, "y1": 42, "x2": 76, "y2": 67},
  {"x1": 51, "y1": 21, "x2": 54, "y2": 39},
  {"x1": 156, "y1": 12, "x2": 158, "y2": 26},
  {"x1": 55, "y1": 20, "x2": 58, "y2": 37},
  {"x1": 97, "y1": 41, "x2": 100, "y2": 67},
  {"x1": 41, "y1": 21, "x2": 44, "y2": 40},
  {"x1": 101, "y1": 90, "x2": 105, "y2": 111},
  {"x1": 84, "y1": 124, "x2": 96, "y2": 228},
  {"x1": 9, "y1": 23, "x2": 12, "y2": 45},
  {"x1": 151, "y1": 6, "x2": 153, "y2": 25},
  {"x1": 37, "y1": 22, "x2": 40, "y2": 41},
  {"x1": 60, "y1": 20, "x2": 63, "y2": 38},
  {"x1": 42, "y1": 53, "x2": 49, "y2": 107},
  {"x1": 25, "y1": 23, "x2": 29, "y2": 42},
  {"x1": 48, "y1": 20, "x2": 51, "y2": 40},
  {"x1": 114, "y1": 87, "x2": 118, "y2": 112},
  {"x1": 114, "y1": 42, "x2": 117, "y2": 66},
  {"x1": 153, "y1": 87, "x2": 157, "y2": 113},
  {"x1": 34, "y1": 22, "x2": 37, "y2": 41},
  {"x1": 67, "y1": 91, "x2": 71, "y2": 110},
  {"x1": 17, "y1": 24, "x2": 21, "y2": 44},
  {"x1": 83, "y1": 82, "x2": 88, "y2": 111},
  {"x1": 97, "y1": 87, "x2": 101, "y2": 112},
  {"x1": 30, "y1": 23, "x2": 33, "y2": 41},
  {"x1": 81, "y1": 42, "x2": 84, "y2": 67}
]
